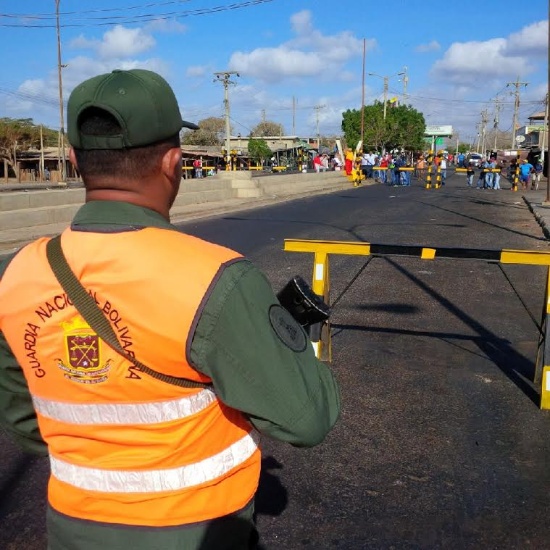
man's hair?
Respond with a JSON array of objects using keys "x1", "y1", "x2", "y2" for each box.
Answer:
[{"x1": 73, "y1": 107, "x2": 180, "y2": 182}]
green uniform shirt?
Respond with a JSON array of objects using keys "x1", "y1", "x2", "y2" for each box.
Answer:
[{"x1": 0, "y1": 200, "x2": 340, "y2": 550}]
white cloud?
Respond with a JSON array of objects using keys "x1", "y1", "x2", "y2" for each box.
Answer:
[
  {"x1": 504, "y1": 20, "x2": 548, "y2": 57},
  {"x1": 415, "y1": 40, "x2": 441, "y2": 53},
  {"x1": 432, "y1": 38, "x2": 529, "y2": 83},
  {"x1": 431, "y1": 20, "x2": 547, "y2": 85},
  {"x1": 70, "y1": 25, "x2": 156, "y2": 59},
  {"x1": 144, "y1": 18, "x2": 187, "y2": 34},
  {"x1": 185, "y1": 65, "x2": 207, "y2": 78},
  {"x1": 228, "y1": 10, "x2": 372, "y2": 83}
]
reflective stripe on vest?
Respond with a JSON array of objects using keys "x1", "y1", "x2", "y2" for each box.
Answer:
[
  {"x1": 50, "y1": 431, "x2": 260, "y2": 493},
  {"x1": 32, "y1": 389, "x2": 217, "y2": 425}
]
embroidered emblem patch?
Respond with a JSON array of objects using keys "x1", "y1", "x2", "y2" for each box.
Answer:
[
  {"x1": 56, "y1": 316, "x2": 112, "y2": 384},
  {"x1": 268, "y1": 305, "x2": 307, "y2": 352}
]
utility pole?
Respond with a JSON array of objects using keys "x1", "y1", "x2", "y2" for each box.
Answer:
[
  {"x1": 492, "y1": 96, "x2": 502, "y2": 150},
  {"x1": 541, "y1": 92, "x2": 548, "y2": 165},
  {"x1": 214, "y1": 71, "x2": 239, "y2": 169},
  {"x1": 507, "y1": 76, "x2": 528, "y2": 148},
  {"x1": 542, "y1": 93, "x2": 549, "y2": 204},
  {"x1": 313, "y1": 104, "x2": 325, "y2": 150},
  {"x1": 401, "y1": 66, "x2": 409, "y2": 103},
  {"x1": 383, "y1": 76, "x2": 389, "y2": 120},
  {"x1": 360, "y1": 38, "x2": 366, "y2": 148},
  {"x1": 40, "y1": 125, "x2": 45, "y2": 181},
  {"x1": 55, "y1": 0, "x2": 67, "y2": 182},
  {"x1": 292, "y1": 96, "x2": 296, "y2": 136},
  {"x1": 480, "y1": 110, "x2": 488, "y2": 156}
]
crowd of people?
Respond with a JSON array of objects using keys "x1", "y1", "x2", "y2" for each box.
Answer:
[{"x1": 326, "y1": 148, "x2": 545, "y2": 191}]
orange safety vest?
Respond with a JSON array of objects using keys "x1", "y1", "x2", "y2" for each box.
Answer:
[{"x1": 0, "y1": 227, "x2": 261, "y2": 527}]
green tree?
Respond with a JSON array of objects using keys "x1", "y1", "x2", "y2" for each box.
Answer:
[
  {"x1": 342, "y1": 102, "x2": 426, "y2": 152},
  {"x1": 385, "y1": 104, "x2": 426, "y2": 151},
  {"x1": 181, "y1": 117, "x2": 227, "y2": 146},
  {"x1": 247, "y1": 138, "x2": 271, "y2": 164},
  {"x1": 250, "y1": 120, "x2": 284, "y2": 137},
  {"x1": 0, "y1": 117, "x2": 57, "y2": 171},
  {"x1": 341, "y1": 109, "x2": 362, "y2": 151}
]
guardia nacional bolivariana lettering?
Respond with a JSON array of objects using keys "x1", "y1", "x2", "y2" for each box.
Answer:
[{"x1": 24, "y1": 290, "x2": 135, "y2": 378}]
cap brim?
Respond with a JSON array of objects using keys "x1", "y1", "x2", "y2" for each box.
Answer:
[{"x1": 182, "y1": 120, "x2": 199, "y2": 130}]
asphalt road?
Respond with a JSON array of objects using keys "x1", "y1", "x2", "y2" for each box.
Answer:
[{"x1": 1, "y1": 172, "x2": 549, "y2": 549}]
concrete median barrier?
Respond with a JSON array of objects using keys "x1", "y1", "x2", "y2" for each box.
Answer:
[{"x1": 0, "y1": 170, "x2": 353, "y2": 254}]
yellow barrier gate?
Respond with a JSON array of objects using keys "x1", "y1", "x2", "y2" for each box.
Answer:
[{"x1": 284, "y1": 239, "x2": 550, "y2": 409}]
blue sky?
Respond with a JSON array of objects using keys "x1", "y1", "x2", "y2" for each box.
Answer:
[{"x1": 1, "y1": 0, "x2": 548, "y2": 145}]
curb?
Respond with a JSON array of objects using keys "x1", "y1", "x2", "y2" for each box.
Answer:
[{"x1": 524, "y1": 196, "x2": 550, "y2": 240}]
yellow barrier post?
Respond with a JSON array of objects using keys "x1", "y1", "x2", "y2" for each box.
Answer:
[
  {"x1": 352, "y1": 154, "x2": 364, "y2": 187},
  {"x1": 425, "y1": 167, "x2": 432, "y2": 189},
  {"x1": 512, "y1": 154, "x2": 520, "y2": 192},
  {"x1": 539, "y1": 267, "x2": 550, "y2": 409},
  {"x1": 310, "y1": 251, "x2": 331, "y2": 361},
  {"x1": 435, "y1": 163, "x2": 442, "y2": 189}
]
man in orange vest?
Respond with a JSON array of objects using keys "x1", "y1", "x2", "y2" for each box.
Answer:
[{"x1": 0, "y1": 69, "x2": 340, "y2": 549}]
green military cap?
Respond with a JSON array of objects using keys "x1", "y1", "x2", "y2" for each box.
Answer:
[{"x1": 67, "y1": 69, "x2": 198, "y2": 150}]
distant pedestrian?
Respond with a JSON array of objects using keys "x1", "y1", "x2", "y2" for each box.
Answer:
[
  {"x1": 344, "y1": 148, "x2": 354, "y2": 176},
  {"x1": 193, "y1": 157, "x2": 203, "y2": 178},
  {"x1": 476, "y1": 159, "x2": 487, "y2": 189},
  {"x1": 485, "y1": 158, "x2": 495, "y2": 189},
  {"x1": 313, "y1": 154, "x2": 322, "y2": 173},
  {"x1": 532, "y1": 160, "x2": 543, "y2": 190},
  {"x1": 519, "y1": 159, "x2": 534, "y2": 190},
  {"x1": 466, "y1": 165, "x2": 475, "y2": 187},
  {"x1": 493, "y1": 161, "x2": 502, "y2": 190},
  {"x1": 44, "y1": 167, "x2": 51, "y2": 181},
  {"x1": 415, "y1": 155, "x2": 426, "y2": 181},
  {"x1": 439, "y1": 155, "x2": 447, "y2": 185}
]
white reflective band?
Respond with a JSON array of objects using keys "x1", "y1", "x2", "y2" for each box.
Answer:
[
  {"x1": 32, "y1": 389, "x2": 217, "y2": 425},
  {"x1": 50, "y1": 431, "x2": 260, "y2": 493},
  {"x1": 315, "y1": 264, "x2": 324, "y2": 281}
]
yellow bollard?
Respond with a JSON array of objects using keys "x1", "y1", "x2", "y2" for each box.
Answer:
[
  {"x1": 310, "y1": 251, "x2": 330, "y2": 361},
  {"x1": 541, "y1": 366, "x2": 550, "y2": 409}
]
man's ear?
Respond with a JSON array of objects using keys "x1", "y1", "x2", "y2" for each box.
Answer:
[
  {"x1": 69, "y1": 147, "x2": 78, "y2": 170},
  {"x1": 161, "y1": 147, "x2": 182, "y2": 181}
]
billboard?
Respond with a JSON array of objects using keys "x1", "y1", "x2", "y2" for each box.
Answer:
[{"x1": 425, "y1": 125, "x2": 453, "y2": 136}]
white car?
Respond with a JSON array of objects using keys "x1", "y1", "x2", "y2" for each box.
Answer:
[{"x1": 468, "y1": 153, "x2": 483, "y2": 167}]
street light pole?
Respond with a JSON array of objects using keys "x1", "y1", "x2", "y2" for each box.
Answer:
[
  {"x1": 55, "y1": 0, "x2": 67, "y2": 182},
  {"x1": 542, "y1": 92, "x2": 549, "y2": 204},
  {"x1": 368, "y1": 70, "x2": 405, "y2": 121},
  {"x1": 383, "y1": 76, "x2": 388, "y2": 121},
  {"x1": 360, "y1": 38, "x2": 366, "y2": 147}
]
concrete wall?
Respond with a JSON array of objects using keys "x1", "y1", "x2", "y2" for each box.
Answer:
[{"x1": 0, "y1": 170, "x2": 349, "y2": 231}]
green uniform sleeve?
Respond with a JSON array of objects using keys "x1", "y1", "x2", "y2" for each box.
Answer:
[
  {"x1": 0, "y1": 330, "x2": 48, "y2": 455},
  {"x1": 0, "y1": 253, "x2": 48, "y2": 456},
  {"x1": 189, "y1": 260, "x2": 340, "y2": 447}
]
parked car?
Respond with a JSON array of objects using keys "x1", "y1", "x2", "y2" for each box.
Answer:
[{"x1": 467, "y1": 153, "x2": 483, "y2": 167}]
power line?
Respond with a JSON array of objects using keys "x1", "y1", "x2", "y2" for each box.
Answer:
[
  {"x1": 0, "y1": 0, "x2": 275, "y2": 27},
  {"x1": 507, "y1": 76, "x2": 528, "y2": 148},
  {"x1": 387, "y1": 87, "x2": 541, "y2": 106}
]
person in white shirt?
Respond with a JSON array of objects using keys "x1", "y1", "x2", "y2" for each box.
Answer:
[{"x1": 439, "y1": 155, "x2": 447, "y2": 185}]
